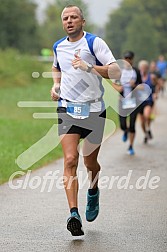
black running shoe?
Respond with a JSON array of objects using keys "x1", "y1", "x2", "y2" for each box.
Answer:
[
  {"x1": 148, "y1": 130, "x2": 153, "y2": 139},
  {"x1": 67, "y1": 212, "x2": 84, "y2": 236},
  {"x1": 144, "y1": 136, "x2": 148, "y2": 144}
]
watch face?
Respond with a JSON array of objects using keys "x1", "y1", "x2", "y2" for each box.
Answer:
[
  {"x1": 87, "y1": 63, "x2": 92, "y2": 67},
  {"x1": 87, "y1": 63, "x2": 93, "y2": 72}
]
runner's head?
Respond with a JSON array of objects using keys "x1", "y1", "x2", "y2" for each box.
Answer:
[
  {"x1": 61, "y1": 5, "x2": 85, "y2": 39},
  {"x1": 123, "y1": 51, "x2": 134, "y2": 65},
  {"x1": 138, "y1": 60, "x2": 149, "y2": 74}
]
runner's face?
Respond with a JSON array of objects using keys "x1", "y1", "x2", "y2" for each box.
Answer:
[
  {"x1": 61, "y1": 7, "x2": 85, "y2": 38},
  {"x1": 125, "y1": 58, "x2": 133, "y2": 66},
  {"x1": 140, "y1": 64, "x2": 149, "y2": 74}
]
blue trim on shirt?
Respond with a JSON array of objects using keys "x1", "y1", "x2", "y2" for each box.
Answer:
[
  {"x1": 58, "y1": 99, "x2": 62, "y2": 107},
  {"x1": 85, "y1": 32, "x2": 103, "y2": 66},
  {"x1": 145, "y1": 74, "x2": 153, "y2": 102},
  {"x1": 53, "y1": 37, "x2": 67, "y2": 71},
  {"x1": 85, "y1": 32, "x2": 104, "y2": 101}
]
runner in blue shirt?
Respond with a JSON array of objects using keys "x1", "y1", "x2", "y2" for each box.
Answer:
[
  {"x1": 138, "y1": 60, "x2": 155, "y2": 143},
  {"x1": 156, "y1": 55, "x2": 167, "y2": 96}
]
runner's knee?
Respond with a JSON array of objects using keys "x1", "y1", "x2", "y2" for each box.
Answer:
[
  {"x1": 129, "y1": 123, "x2": 136, "y2": 133},
  {"x1": 84, "y1": 158, "x2": 100, "y2": 171},
  {"x1": 129, "y1": 127, "x2": 135, "y2": 133},
  {"x1": 64, "y1": 155, "x2": 78, "y2": 171}
]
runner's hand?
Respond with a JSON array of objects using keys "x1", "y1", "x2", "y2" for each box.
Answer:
[
  {"x1": 72, "y1": 55, "x2": 88, "y2": 71},
  {"x1": 50, "y1": 84, "x2": 60, "y2": 101}
]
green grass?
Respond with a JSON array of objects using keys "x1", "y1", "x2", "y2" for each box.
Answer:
[
  {"x1": 0, "y1": 49, "x2": 119, "y2": 185},
  {"x1": 0, "y1": 49, "x2": 63, "y2": 184}
]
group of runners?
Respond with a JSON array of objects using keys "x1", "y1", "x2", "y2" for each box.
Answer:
[
  {"x1": 50, "y1": 5, "x2": 166, "y2": 236},
  {"x1": 117, "y1": 51, "x2": 166, "y2": 155}
]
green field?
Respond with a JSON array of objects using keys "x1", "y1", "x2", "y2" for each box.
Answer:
[{"x1": 0, "y1": 49, "x2": 119, "y2": 184}]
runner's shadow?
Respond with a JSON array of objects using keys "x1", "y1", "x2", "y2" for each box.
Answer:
[
  {"x1": 68, "y1": 238, "x2": 85, "y2": 250},
  {"x1": 85, "y1": 229, "x2": 103, "y2": 239},
  {"x1": 67, "y1": 230, "x2": 102, "y2": 249},
  {"x1": 85, "y1": 230, "x2": 119, "y2": 251},
  {"x1": 71, "y1": 238, "x2": 85, "y2": 243}
]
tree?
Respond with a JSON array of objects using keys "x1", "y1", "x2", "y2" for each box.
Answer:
[
  {"x1": 122, "y1": 14, "x2": 159, "y2": 62},
  {"x1": 105, "y1": 0, "x2": 139, "y2": 58},
  {"x1": 105, "y1": 9, "x2": 126, "y2": 58},
  {"x1": 39, "y1": 5, "x2": 66, "y2": 49},
  {"x1": 105, "y1": 0, "x2": 167, "y2": 60},
  {"x1": 0, "y1": 0, "x2": 40, "y2": 53},
  {"x1": 138, "y1": 0, "x2": 167, "y2": 55}
]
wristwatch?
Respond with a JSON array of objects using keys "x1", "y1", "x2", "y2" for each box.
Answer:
[{"x1": 86, "y1": 63, "x2": 93, "y2": 73}]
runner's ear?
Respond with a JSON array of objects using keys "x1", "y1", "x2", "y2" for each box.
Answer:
[{"x1": 82, "y1": 19, "x2": 86, "y2": 27}]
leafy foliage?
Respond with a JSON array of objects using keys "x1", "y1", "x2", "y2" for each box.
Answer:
[
  {"x1": 122, "y1": 13, "x2": 159, "y2": 62},
  {"x1": 105, "y1": 0, "x2": 167, "y2": 60},
  {"x1": 0, "y1": 0, "x2": 40, "y2": 53}
]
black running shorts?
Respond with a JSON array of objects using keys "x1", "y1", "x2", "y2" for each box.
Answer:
[{"x1": 57, "y1": 107, "x2": 106, "y2": 144}]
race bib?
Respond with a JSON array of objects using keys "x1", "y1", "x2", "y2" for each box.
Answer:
[
  {"x1": 122, "y1": 97, "x2": 137, "y2": 109},
  {"x1": 67, "y1": 102, "x2": 90, "y2": 119},
  {"x1": 137, "y1": 90, "x2": 149, "y2": 102}
]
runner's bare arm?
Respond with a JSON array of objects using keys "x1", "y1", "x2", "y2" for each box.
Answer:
[
  {"x1": 72, "y1": 55, "x2": 121, "y2": 80},
  {"x1": 51, "y1": 66, "x2": 61, "y2": 101},
  {"x1": 93, "y1": 63, "x2": 121, "y2": 80},
  {"x1": 112, "y1": 82, "x2": 123, "y2": 93}
]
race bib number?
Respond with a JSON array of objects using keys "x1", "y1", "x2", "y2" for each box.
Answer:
[
  {"x1": 67, "y1": 102, "x2": 90, "y2": 119},
  {"x1": 122, "y1": 97, "x2": 137, "y2": 109}
]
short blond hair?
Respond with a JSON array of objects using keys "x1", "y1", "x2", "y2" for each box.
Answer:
[
  {"x1": 61, "y1": 5, "x2": 84, "y2": 20},
  {"x1": 138, "y1": 60, "x2": 149, "y2": 69}
]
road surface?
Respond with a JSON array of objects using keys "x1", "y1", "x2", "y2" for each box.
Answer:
[{"x1": 0, "y1": 95, "x2": 167, "y2": 252}]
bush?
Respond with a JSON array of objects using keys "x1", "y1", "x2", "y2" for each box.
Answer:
[{"x1": 0, "y1": 49, "x2": 46, "y2": 87}]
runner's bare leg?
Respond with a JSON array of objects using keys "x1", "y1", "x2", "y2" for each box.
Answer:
[{"x1": 60, "y1": 134, "x2": 80, "y2": 209}]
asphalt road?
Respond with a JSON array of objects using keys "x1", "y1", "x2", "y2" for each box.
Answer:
[{"x1": 0, "y1": 95, "x2": 167, "y2": 252}]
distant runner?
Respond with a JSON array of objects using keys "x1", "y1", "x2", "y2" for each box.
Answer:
[
  {"x1": 138, "y1": 60, "x2": 155, "y2": 143},
  {"x1": 118, "y1": 51, "x2": 142, "y2": 155}
]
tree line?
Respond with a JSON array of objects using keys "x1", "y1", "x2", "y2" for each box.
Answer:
[
  {"x1": 0, "y1": 0, "x2": 90, "y2": 54},
  {"x1": 105, "y1": 0, "x2": 167, "y2": 62},
  {"x1": 0, "y1": 0, "x2": 166, "y2": 61},
  {"x1": 0, "y1": 0, "x2": 39, "y2": 53}
]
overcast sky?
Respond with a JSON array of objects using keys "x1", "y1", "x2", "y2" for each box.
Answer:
[
  {"x1": 83, "y1": 0, "x2": 122, "y2": 26},
  {"x1": 34, "y1": 0, "x2": 122, "y2": 26}
]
